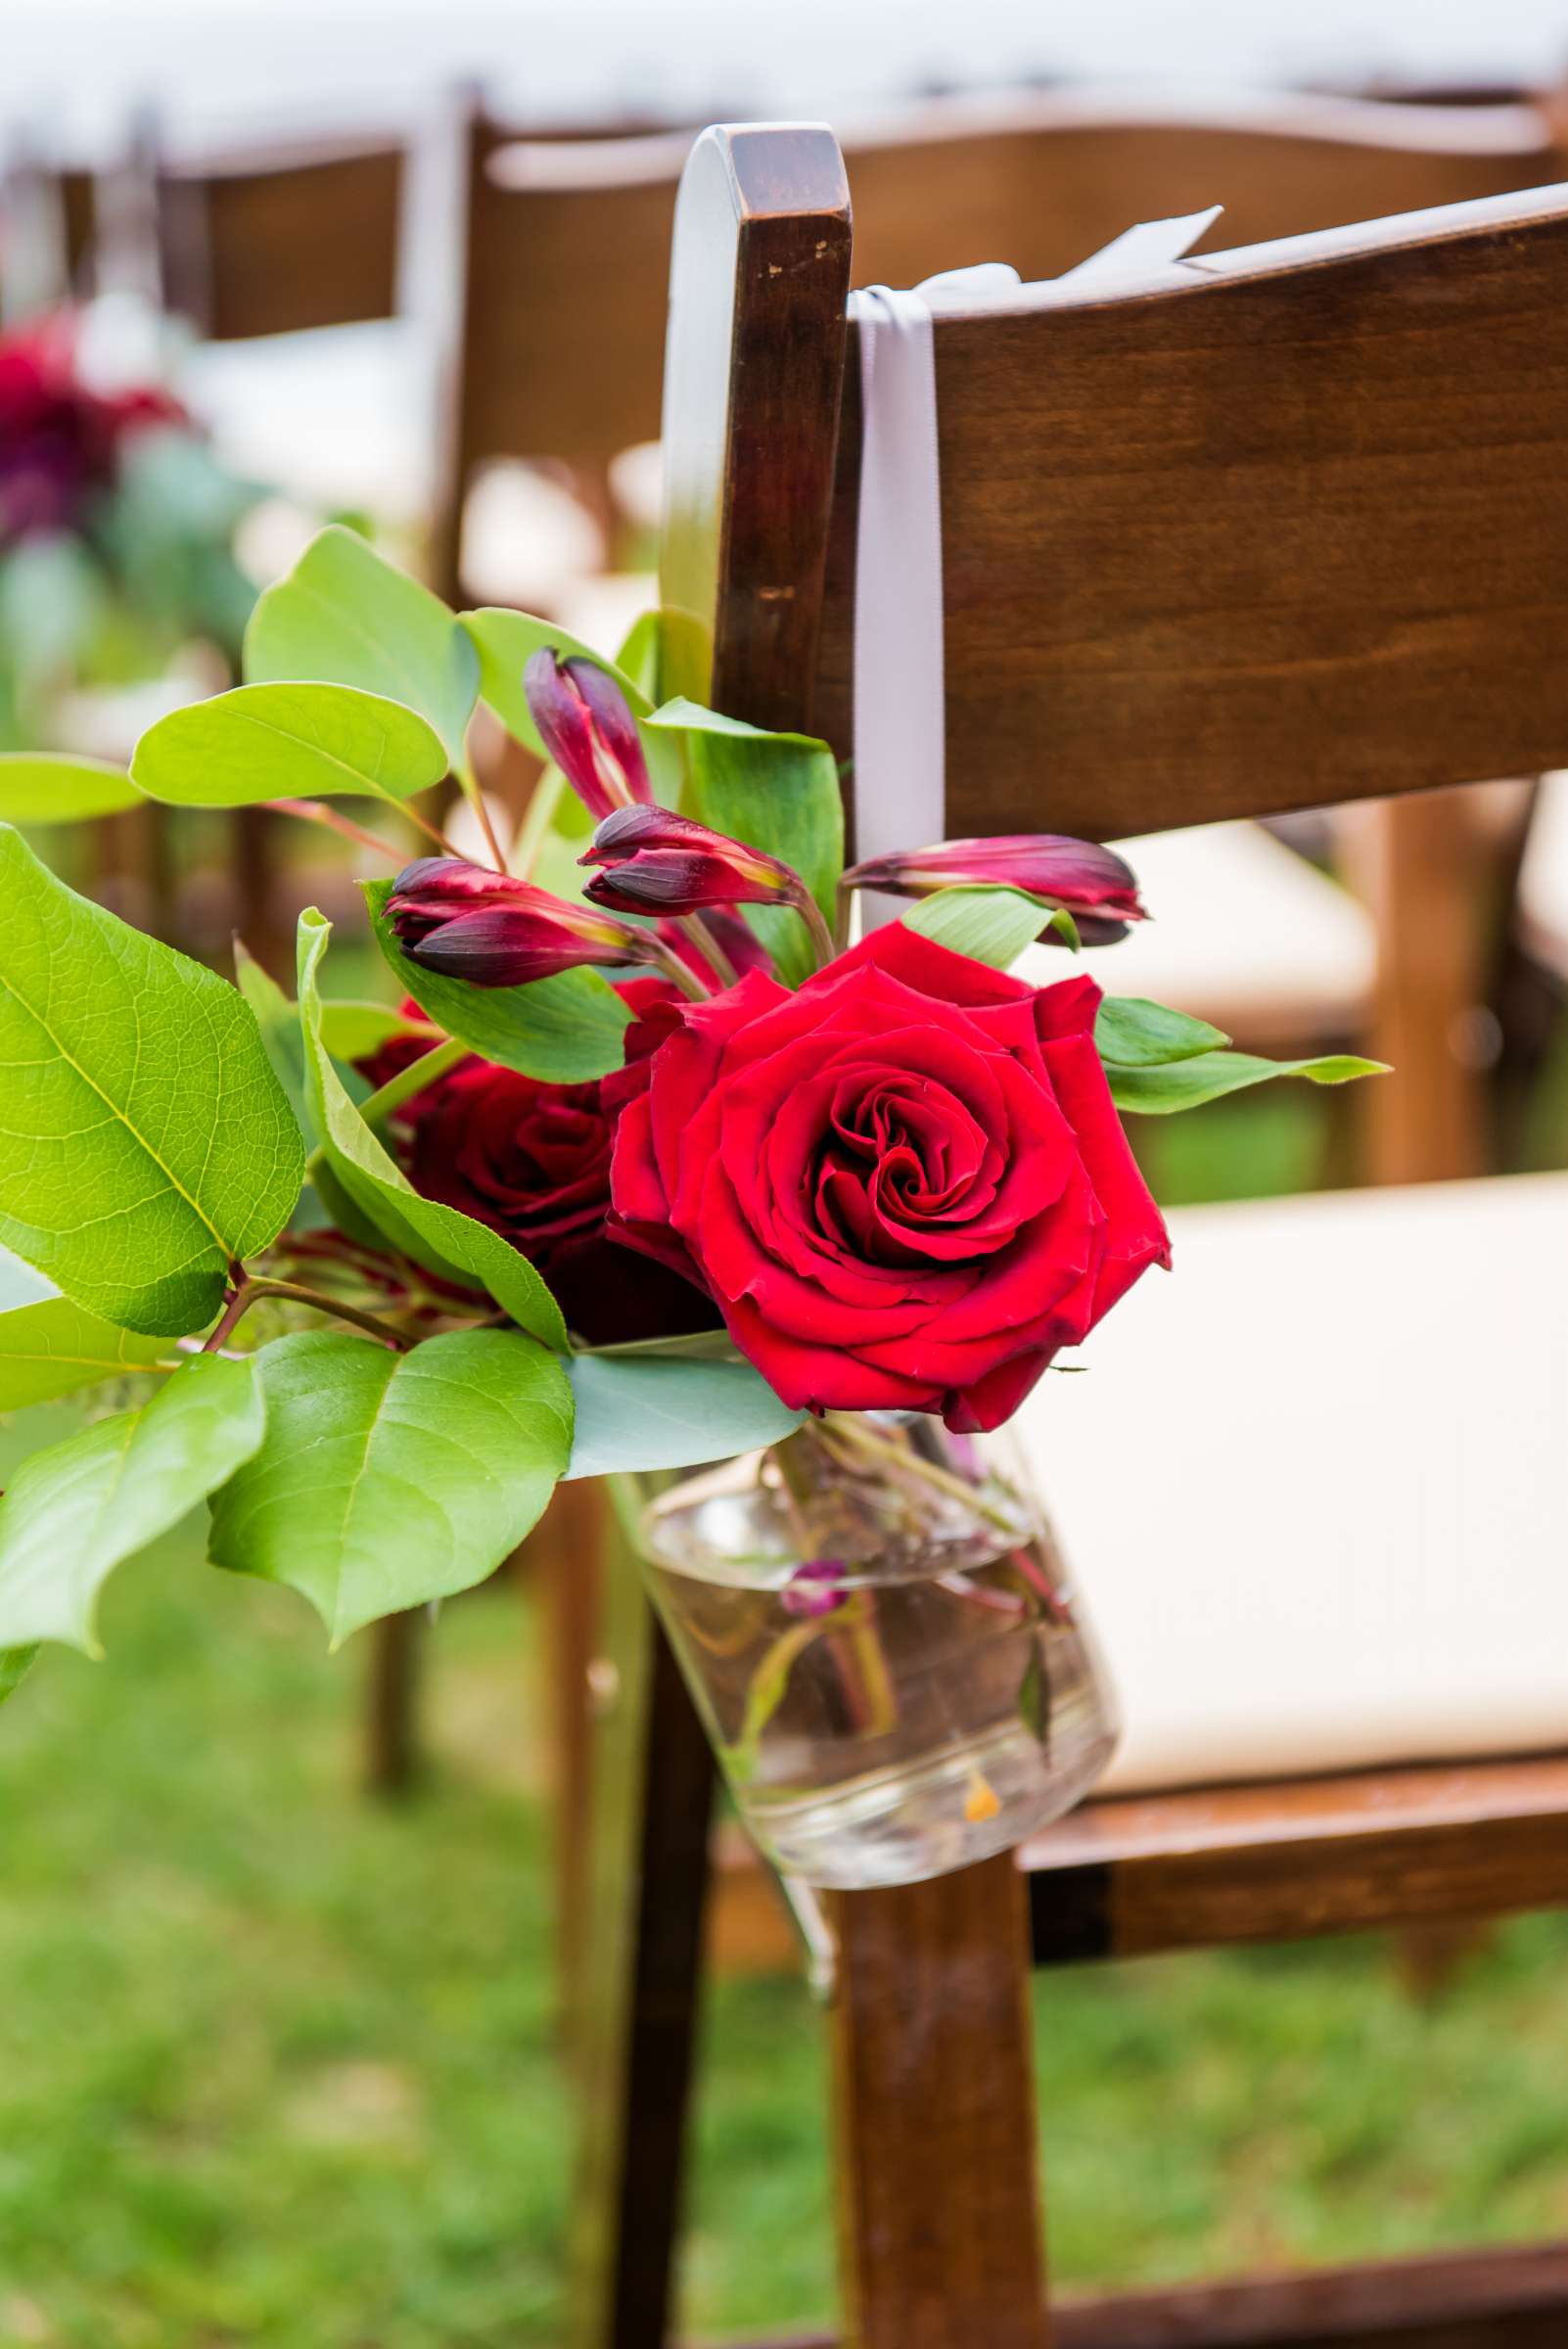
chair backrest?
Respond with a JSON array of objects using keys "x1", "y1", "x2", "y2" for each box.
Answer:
[
  {"x1": 154, "y1": 130, "x2": 406, "y2": 341},
  {"x1": 479, "y1": 83, "x2": 1563, "y2": 491},
  {"x1": 661, "y1": 122, "x2": 1568, "y2": 844}
]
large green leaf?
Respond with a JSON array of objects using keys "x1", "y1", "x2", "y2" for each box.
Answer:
[
  {"x1": 459, "y1": 609, "x2": 652, "y2": 756},
  {"x1": 0, "y1": 1298, "x2": 171, "y2": 1409},
  {"x1": 0, "y1": 828, "x2": 304, "y2": 1335},
  {"x1": 130, "y1": 681, "x2": 447, "y2": 809},
  {"x1": 209, "y1": 1327, "x2": 572, "y2": 1642},
  {"x1": 901, "y1": 888, "x2": 1080, "y2": 970},
  {"x1": 564, "y1": 1352, "x2": 804, "y2": 1480},
  {"x1": 318, "y1": 999, "x2": 432, "y2": 1062},
  {"x1": 0, "y1": 1645, "x2": 35, "y2": 1707},
  {"x1": 649, "y1": 698, "x2": 844, "y2": 986},
  {"x1": 1109, "y1": 1049, "x2": 1387, "y2": 1115},
  {"x1": 0, "y1": 754, "x2": 144, "y2": 823},
  {"x1": 0, "y1": 1355, "x2": 264, "y2": 1653},
  {"x1": 233, "y1": 942, "x2": 313, "y2": 1146},
  {"x1": 361, "y1": 878, "x2": 632, "y2": 1085},
  {"x1": 1095, "y1": 995, "x2": 1230, "y2": 1068},
  {"x1": 298, "y1": 910, "x2": 570, "y2": 1351},
  {"x1": 245, "y1": 524, "x2": 480, "y2": 760}
]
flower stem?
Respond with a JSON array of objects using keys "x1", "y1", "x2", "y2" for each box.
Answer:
[
  {"x1": 510, "y1": 765, "x2": 565, "y2": 882},
  {"x1": 358, "y1": 1036, "x2": 467, "y2": 1127},
  {"x1": 813, "y1": 1414, "x2": 1021, "y2": 1537},
  {"x1": 676, "y1": 912, "x2": 740, "y2": 989},
  {"x1": 794, "y1": 891, "x2": 837, "y2": 971},
  {"x1": 455, "y1": 750, "x2": 509, "y2": 872},
  {"x1": 200, "y1": 1273, "x2": 413, "y2": 1354},
  {"x1": 266, "y1": 799, "x2": 406, "y2": 863},
  {"x1": 652, "y1": 942, "x2": 710, "y2": 1001}
]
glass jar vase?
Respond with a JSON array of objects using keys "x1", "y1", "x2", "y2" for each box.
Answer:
[{"x1": 616, "y1": 1409, "x2": 1119, "y2": 1890}]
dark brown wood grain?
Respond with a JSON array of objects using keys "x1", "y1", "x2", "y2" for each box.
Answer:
[
  {"x1": 814, "y1": 185, "x2": 1568, "y2": 838},
  {"x1": 1024, "y1": 1755, "x2": 1568, "y2": 1962},
  {"x1": 757, "y1": 2238, "x2": 1568, "y2": 2348},
  {"x1": 156, "y1": 135, "x2": 404, "y2": 340},
  {"x1": 828, "y1": 1856, "x2": 1048, "y2": 2349}
]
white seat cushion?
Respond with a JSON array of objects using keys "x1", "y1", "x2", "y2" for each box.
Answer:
[
  {"x1": 1015, "y1": 1174, "x2": 1568, "y2": 1795},
  {"x1": 1017, "y1": 820, "x2": 1375, "y2": 1049},
  {"x1": 1517, "y1": 770, "x2": 1568, "y2": 979}
]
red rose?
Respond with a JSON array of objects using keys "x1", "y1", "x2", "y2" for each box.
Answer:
[
  {"x1": 608, "y1": 925, "x2": 1170, "y2": 1430},
  {"x1": 386, "y1": 984, "x2": 719, "y2": 1347}
]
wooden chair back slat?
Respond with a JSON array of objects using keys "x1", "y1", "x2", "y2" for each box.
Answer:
[
  {"x1": 803, "y1": 182, "x2": 1568, "y2": 840},
  {"x1": 157, "y1": 137, "x2": 404, "y2": 339}
]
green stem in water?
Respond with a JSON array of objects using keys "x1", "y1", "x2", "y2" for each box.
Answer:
[
  {"x1": 358, "y1": 1035, "x2": 467, "y2": 1128},
  {"x1": 813, "y1": 1414, "x2": 1021, "y2": 1537},
  {"x1": 722, "y1": 1614, "x2": 834, "y2": 1784}
]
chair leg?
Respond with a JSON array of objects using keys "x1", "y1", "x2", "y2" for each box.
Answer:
[
  {"x1": 828, "y1": 1854, "x2": 1048, "y2": 2349},
  {"x1": 538, "y1": 1481, "x2": 607, "y2": 2033},
  {"x1": 569, "y1": 1531, "x2": 715, "y2": 2349},
  {"x1": 364, "y1": 1609, "x2": 423, "y2": 1798}
]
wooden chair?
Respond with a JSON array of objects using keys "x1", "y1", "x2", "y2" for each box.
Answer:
[{"x1": 571, "y1": 124, "x2": 1568, "y2": 2349}]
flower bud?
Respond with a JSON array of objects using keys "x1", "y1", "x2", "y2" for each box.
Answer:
[
  {"x1": 579, "y1": 805, "x2": 802, "y2": 916},
  {"x1": 844, "y1": 835, "x2": 1147, "y2": 944},
  {"x1": 387, "y1": 856, "x2": 656, "y2": 987},
  {"x1": 779, "y1": 1559, "x2": 847, "y2": 1619},
  {"x1": 524, "y1": 650, "x2": 653, "y2": 822}
]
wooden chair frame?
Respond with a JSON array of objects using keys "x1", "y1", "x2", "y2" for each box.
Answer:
[{"x1": 571, "y1": 124, "x2": 1568, "y2": 2349}]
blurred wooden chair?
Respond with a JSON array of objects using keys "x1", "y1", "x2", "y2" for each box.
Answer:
[{"x1": 571, "y1": 124, "x2": 1568, "y2": 2348}]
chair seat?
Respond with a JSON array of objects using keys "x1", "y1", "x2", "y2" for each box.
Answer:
[
  {"x1": 1028, "y1": 820, "x2": 1375, "y2": 1051},
  {"x1": 1013, "y1": 1173, "x2": 1568, "y2": 1796}
]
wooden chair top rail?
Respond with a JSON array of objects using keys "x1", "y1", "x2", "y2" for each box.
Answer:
[{"x1": 809, "y1": 171, "x2": 1568, "y2": 838}]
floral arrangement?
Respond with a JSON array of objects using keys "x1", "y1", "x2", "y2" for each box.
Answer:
[
  {"x1": 0, "y1": 522, "x2": 1379, "y2": 1744},
  {"x1": 0, "y1": 307, "x2": 258, "y2": 749}
]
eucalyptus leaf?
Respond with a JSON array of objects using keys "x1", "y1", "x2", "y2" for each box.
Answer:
[
  {"x1": 1096, "y1": 994, "x2": 1230, "y2": 1068},
  {"x1": 0, "y1": 1645, "x2": 36, "y2": 1707},
  {"x1": 0, "y1": 1355, "x2": 264, "y2": 1654},
  {"x1": 361, "y1": 878, "x2": 632, "y2": 1085},
  {"x1": 0, "y1": 1298, "x2": 170, "y2": 1409},
  {"x1": 0, "y1": 828, "x2": 304, "y2": 1335},
  {"x1": 208, "y1": 1327, "x2": 573, "y2": 1643},
  {"x1": 902, "y1": 888, "x2": 1080, "y2": 970},
  {"x1": 0, "y1": 754, "x2": 144, "y2": 824},
  {"x1": 245, "y1": 524, "x2": 480, "y2": 760},
  {"x1": 564, "y1": 1352, "x2": 804, "y2": 1480},
  {"x1": 648, "y1": 697, "x2": 843, "y2": 987},
  {"x1": 130, "y1": 681, "x2": 447, "y2": 809},
  {"x1": 298, "y1": 910, "x2": 571, "y2": 1351},
  {"x1": 459, "y1": 608, "x2": 651, "y2": 755},
  {"x1": 1108, "y1": 1049, "x2": 1388, "y2": 1115}
]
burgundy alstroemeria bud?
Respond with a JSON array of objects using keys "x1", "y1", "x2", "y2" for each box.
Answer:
[
  {"x1": 387, "y1": 855, "x2": 657, "y2": 987},
  {"x1": 579, "y1": 805, "x2": 805, "y2": 916},
  {"x1": 779, "y1": 1559, "x2": 847, "y2": 1619},
  {"x1": 524, "y1": 650, "x2": 654, "y2": 823},
  {"x1": 844, "y1": 835, "x2": 1148, "y2": 944}
]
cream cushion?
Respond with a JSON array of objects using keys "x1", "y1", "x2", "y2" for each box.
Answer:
[
  {"x1": 1016, "y1": 820, "x2": 1376, "y2": 1049},
  {"x1": 1015, "y1": 1174, "x2": 1568, "y2": 1795}
]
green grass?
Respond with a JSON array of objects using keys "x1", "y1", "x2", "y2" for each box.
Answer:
[{"x1": 2, "y1": 1087, "x2": 1566, "y2": 2344}]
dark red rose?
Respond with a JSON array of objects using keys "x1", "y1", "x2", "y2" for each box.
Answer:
[
  {"x1": 385, "y1": 981, "x2": 718, "y2": 1346},
  {"x1": 608, "y1": 924, "x2": 1170, "y2": 1430}
]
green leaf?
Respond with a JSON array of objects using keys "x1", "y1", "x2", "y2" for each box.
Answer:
[
  {"x1": 245, "y1": 524, "x2": 480, "y2": 761},
  {"x1": 361, "y1": 878, "x2": 632, "y2": 1085},
  {"x1": 130, "y1": 681, "x2": 447, "y2": 809},
  {"x1": 1108, "y1": 1050, "x2": 1389, "y2": 1115},
  {"x1": 0, "y1": 754, "x2": 144, "y2": 824},
  {"x1": 615, "y1": 608, "x2": 666, "y2": 701},
  {"x1": 564, "y1": 1353, "x2": 804, "y2": 1480},
  {"x1": 208, "y1": 1327, "x2": 573, "y2": 1642},
  {"x1": 901, "y1": 888, "x2": 1080, "y2": 970},
  {"x1": 1096, "y1": 995, "x2": 1231, "y2": 1067},
  {"x1": 459, "y1": 609, "x2": 651, "y2": 756},
  {"x1": 0, "y1": 1355, "x2": 264, "y2": 1654},
  {"x1": 649, "y1": 697, "x2": 844, "y2": 987},
  {"x1": 318, "y1": 1000, "x2": 431, "y2": 1062},
  {"x1": 298, "y1": 910, "x2": 571, "y2": 1352},
  {"x1": 0, "y1": 1298, "x2": 170, "y2": 1409},
  {"x1": 0, "y1": 828, "x2": 304, "y2": 1336},
  {"x1": 0, "y1": 1645, "x2": 36, "y2": 1707},
  {"x1": 233, "y1": 942, "x2": 313, "y2": 1146}
]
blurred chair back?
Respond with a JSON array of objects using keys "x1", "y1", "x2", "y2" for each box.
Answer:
[{"x1": 571, "y1": 125, "x2": 1568, "y2": 2349}]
